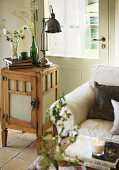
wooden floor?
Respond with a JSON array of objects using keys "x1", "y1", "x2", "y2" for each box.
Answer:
[{"x1": 0, "y1": 126, "x2": 39, "y2": 170}]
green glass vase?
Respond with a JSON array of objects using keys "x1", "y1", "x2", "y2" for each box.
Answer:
[{"x1": 30, "y1": 36, "x2": 38, "y2": 64}]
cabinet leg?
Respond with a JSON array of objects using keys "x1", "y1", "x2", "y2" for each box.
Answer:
[
  {"x1": 53, "y1": 124, "x2": 58, "y2": 136},
  {"x1": 36, "y1": 137, "x2": 42, "y2": 155},
  {"x1": 1, "y1": 128, "x2": 8, "y2": 147}
]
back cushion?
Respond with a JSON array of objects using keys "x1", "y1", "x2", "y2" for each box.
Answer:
[
  {"x1": 90, "y1": 65, "x2": 119, "y2": 88},
  {"x1": 88, "y1": 81, "x2": 119, "y2": 121}
]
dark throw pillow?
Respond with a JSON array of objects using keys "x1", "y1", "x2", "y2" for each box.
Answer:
[{"x1": 88, "y1": 81, "x2": 119, "y2": 121}]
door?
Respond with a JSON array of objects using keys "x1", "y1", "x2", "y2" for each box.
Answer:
[
  {"x1": 83, "y1": 0, "x2": 109, "y2": 63},
  {"x1": 79, "y1": 0, "x2": 109, "y2": 84},
  {"x1": 92, "y1": 0, "x2": 109, "y2": 64}
]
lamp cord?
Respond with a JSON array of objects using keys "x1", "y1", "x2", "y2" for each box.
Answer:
[{"x1": 49, "y1": 5, "x2": 53, "y2": 15}]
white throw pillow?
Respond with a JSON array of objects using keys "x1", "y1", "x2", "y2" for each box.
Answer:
[
  {"x1": 111, "y1": 99, "x2": 119, "y2": 135},
  {"x1": 90, "y1": 65, "x2": 119, "y2": 88}
]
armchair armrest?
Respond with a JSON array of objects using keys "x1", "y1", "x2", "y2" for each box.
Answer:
[
  {"x1": 50, "y1": 82, "x2": 95, "y2": 136},
  {"x1": 65, "y1": 82, "x2": 95, "y2": 125}
]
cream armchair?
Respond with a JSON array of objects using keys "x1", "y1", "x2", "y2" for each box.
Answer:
[{"x1": 53, "y1": 65, "x2": 119, "y2": 143}]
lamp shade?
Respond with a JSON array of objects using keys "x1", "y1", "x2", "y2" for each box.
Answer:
[{"x1": 45, "y1": 8, "x2": 62, "y2": 33}]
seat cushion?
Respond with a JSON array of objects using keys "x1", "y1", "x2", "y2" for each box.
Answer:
[{"x1": 78, "y1": 119, "x2": 119, "y2": 143}]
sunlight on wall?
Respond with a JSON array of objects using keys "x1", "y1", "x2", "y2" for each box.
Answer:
[{"x1": 115, "y1": 0, "x2": 119, "y2": 66}]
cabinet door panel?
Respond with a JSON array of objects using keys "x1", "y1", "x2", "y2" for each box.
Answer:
[
  {"x1": 4, "y1": 73, "x2": 37, "y2": 129},
  {"x1": 10, "y1": 94, "x2": 31, "y2": 121}
]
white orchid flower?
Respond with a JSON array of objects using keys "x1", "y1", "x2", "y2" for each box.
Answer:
[
  {"x1": 59, "y1": 109, "x2": 64, "y2": 116},
  {"x1": 3, "y1": 28, "x2": 7, "y2": 35},
  {"x1": 63, "y1": 114, "x2": 67, "y2": 119},
  {"x1": 57, "y1": 120, "x2": 63, "y2": 127},
  {"x1": 59, "y1": 106, "x2": 67, "y2": 116},
  {"x1": 22, "y1": 25, "x2": 28, "y2": 30},
  {"x1": 17, "y1": 28, "x2": 24, "y2": 34}
]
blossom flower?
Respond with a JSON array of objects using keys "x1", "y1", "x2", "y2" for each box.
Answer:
[
  {"x1": 3, "y1": 28, "x2": 7, "y2": 35},
  {"x1": 0, "y1": 18, "x2": 28, "y2": 58},
  {"x1": 59, "y1": 107, "x2": 67, "y2": 116},
  {"x1": 0, "y1": 21, "x2": 27, "y2": 43},
  {"x1": 0, "y1": 0, "x2": 38, "y2": 59},
  {"x1": 40, "y1": 96, "x2": 80, "y2": 169},
  {"x1": 28, "y1": 22, "x2": 35, "y2": 36},
  {"x1": 0, "y1": 18, "x2": 6, "y2": 37},
  {"x1": 12, "y1": 0, "x2": 39, "y2": 37}
]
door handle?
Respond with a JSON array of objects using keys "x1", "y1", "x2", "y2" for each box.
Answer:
[{"x1": 93, "y1": 37, "x2": 106, "y2": 42}]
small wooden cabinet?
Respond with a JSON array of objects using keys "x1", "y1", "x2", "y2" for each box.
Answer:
[{"x1": 1, "y1": 65, "x2": 59, "y2": 153}]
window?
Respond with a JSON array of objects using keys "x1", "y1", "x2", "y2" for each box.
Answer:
[{"x1": 45, "y1": 0, "x2": 99, "y2": 58}]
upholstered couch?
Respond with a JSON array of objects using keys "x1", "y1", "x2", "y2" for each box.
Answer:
[
  {"x1": 54, "y1": 65, "x2": 119, "y2": 143},
  {"x1": 27, "y1": 65, "x2": 119, "y2": 170}
]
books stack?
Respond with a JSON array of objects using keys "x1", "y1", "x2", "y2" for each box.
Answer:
[
  {"x1": 3, "y1": 57, "x2": 34, "y2": 69},
  {"x1": 58, "y1": 165, "x2": 87, "y2": 170}
]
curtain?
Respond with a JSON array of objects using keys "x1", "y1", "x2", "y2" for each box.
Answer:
[
  {"x1": 47, "y1": 0, "x2": 86, "y2": 57},
  {"x1": 115, "y1": 0, "x2": 119, "y2": 65}
]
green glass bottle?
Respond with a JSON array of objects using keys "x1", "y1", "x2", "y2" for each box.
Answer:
[{"x1": 30, "y1": 36, "x2": 38, "y2": 64}]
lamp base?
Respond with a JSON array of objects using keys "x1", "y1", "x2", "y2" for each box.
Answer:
[{"x1": 39, "y1": 57, "x2": 52, "y2": 67}]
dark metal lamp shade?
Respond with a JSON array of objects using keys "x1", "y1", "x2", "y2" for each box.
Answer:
[{"x1": 45, "y1": 8, "x2": 62, "y2": 33}]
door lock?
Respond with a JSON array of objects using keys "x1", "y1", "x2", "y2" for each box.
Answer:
[
  {"x1": 101, "y1": 44, "x2": 106, "y2": 49},
  {"x1": 31, "y1": 98, "x2": 40, "y2": 109}
]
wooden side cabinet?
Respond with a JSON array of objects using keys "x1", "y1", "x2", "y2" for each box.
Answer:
[{"x1": 1, "y1": 65, "x2": 59, "y2": 153}]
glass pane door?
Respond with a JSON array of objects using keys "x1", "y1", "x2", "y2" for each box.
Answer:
[{"x1": 85, "y1": 0, "x2": 99, "y2": 58}]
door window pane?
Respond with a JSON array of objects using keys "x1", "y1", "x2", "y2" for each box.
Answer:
[{"x1": 85, "y1": 0, "x2": 99, "y2": 58}]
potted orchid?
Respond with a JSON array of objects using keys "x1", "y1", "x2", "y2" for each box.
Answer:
[
  {"x1": 39, "y1": 96, "x2": 79, "y2": 170},
  {"x1": 0, "y1": 19, "x2": 27, "y2": 59},
  {"x1": 0, "y1": 0, "x2": 38, "y2": 60},
  {"x1": 12, "y1": 0, "x2": 38, "y2": 37},
  {"x1": 27, "y1": 96, "x2": 82, "y2": 170},
  {"x1": 12, "y1": 0, "x2": 39, "y2": 63}
]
